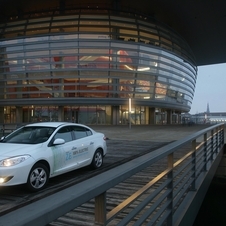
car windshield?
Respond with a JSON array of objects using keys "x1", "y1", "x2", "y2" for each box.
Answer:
[{"x1": 0, "y1": 126, "x2": 55, "y2": 144}]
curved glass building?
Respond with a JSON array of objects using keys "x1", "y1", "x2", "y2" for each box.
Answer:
[{"x1": 0, "y1": 7, "x2": 197, "y2": 125}]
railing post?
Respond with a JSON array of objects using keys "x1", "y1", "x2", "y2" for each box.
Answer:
[
  {"x1": 210, "y1": 129, "x2": 214, "y2": 161},
  {"x1": 222, "y1": 125, "x2": 225, "y2": 144},
  {"x1": 218, "y1": 126, "x2": 223, "y2": 151},
  {"x1": 203, "y1": 133, "x2": 207, "y2": 171},
  {"x1": 216, "y1": 126, "x2": 220, "y2": 152},
  {"x1": 167, "y1": 153, "x2": 173, "y2": 226},
  {"x1": 191, "y1": 139, "x2": 197, "y2": 190},
  {"x1": 216, "y1": 125, "x2": 224, "y2": 151},
  {"x1": 95, "y1": 192, "x2": 106, "y2": 226}
]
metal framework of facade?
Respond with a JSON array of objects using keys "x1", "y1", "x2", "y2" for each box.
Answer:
[{"x1": 0, "y1": 0, "x2": 225, "y2": 125}]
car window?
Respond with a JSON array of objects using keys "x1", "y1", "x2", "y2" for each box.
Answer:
[
  {"x1": 34, "y1": 128, "x2": 51, "y2": 143},
  {"x1": 1, "y1": 127, "x2": 55, "y2": 144},
  {"x1": 72, "y1": 126, "x2": 92, "y2": 140},
  {"x1": 54, "y1": 126, "x2": 73, "y2": 143}
]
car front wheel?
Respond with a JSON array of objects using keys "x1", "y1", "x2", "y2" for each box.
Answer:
[
  {"x1": 91, "y1": 149, "x2": 103, "y2": 169},
  {"x1": 27, "y1": 163, "x2": 49, "y2": 192}
]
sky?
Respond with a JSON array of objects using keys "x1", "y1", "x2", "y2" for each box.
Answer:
[{"x1": 189, "y1": 63, "x2": 226, "y2": 114}]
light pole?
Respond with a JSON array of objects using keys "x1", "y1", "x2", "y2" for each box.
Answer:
[{"x1": 129, "y1": 98, "x2": 131, "y2": 129}]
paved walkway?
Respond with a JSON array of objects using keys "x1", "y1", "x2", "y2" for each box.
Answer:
[{"x1": 92, "y1": 124, "x2": 215, "y2": 142}]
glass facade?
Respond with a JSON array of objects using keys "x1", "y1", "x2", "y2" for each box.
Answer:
[{"x1": 0, "y1": 9, "x2": 197, "y2": 125}]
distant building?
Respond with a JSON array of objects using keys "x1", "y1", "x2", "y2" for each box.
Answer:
[
  {"x1": 191, "y1": 112, "x2": 226, "y2": 124},
  {"x1": 187, "y1": 103, "x2": 226, "y2": 124},
  {"x1": 206, "y1": 103, "x2": 210, "y2": 114}
]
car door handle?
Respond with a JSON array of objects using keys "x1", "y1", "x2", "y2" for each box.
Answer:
[
  {"x1": 90, "y1": 142, "x2": 94, "y2": 145},
  {"x1": 72, "y1": 146, "x2": 77, "y2": 150}
]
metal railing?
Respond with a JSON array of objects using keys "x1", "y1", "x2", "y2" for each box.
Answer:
[{"x1": 0, "y1": 124, "x2": 224, "y2": 226}]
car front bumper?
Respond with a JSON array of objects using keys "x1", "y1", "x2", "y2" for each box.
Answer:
[{"x1": 0, "y1": 158, "x2": 35, "y2": 186}]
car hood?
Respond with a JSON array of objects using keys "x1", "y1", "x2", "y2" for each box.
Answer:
[{"x1": 0, "y1": 143, "x2": 41, "y2": 158}]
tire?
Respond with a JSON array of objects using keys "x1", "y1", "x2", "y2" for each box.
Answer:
[
  {"x1": 91, "y1": 149, "x2": 103, "y2": 169},
  {"x1": 27, "y1": 163, "x2": 49, "y2": 192}
]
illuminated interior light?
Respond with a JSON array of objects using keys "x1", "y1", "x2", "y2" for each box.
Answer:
[
  {"x1": 124, "y1": 65, "x2": 150, "y2": 71},
  {"x1": 124, "y1": 65, "x2": 134, "y2": 70},
  {"x1": 137, "y1": 67, "x2": 150, "y2": 71}
]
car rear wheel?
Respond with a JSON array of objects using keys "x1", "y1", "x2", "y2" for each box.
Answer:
[
  {"x1": 91, "y1": 149, "x2": 103, "y2": 169},
  {"x1": 27, "y1": 163, "x2": 49, "y2": 192}
]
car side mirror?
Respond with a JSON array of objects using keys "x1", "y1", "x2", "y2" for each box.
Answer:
[{"x1": 53, "y1": 138, "x2": 65, "y2": 145}]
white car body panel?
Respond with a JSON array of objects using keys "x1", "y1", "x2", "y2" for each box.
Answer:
[{"x1": 0, "y1": 122, "x2": 107, "y2": 187}]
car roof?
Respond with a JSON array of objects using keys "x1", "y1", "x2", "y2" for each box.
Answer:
[{"x1": 24, "y1": 122, "x2": 88, "y2": 129}]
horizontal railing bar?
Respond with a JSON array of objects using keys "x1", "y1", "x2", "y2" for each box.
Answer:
[
  {"x1": 196, "y1": 161, "x2": 205, "y2": 175},
  {"x1": 155, "y1": 209, "x2": 172, "y2": 226},
  {"x1": 196, "y1": 147, "x2": 204, "y2": 158},
  {"x1": 173, "y1": 155, "x2": 193, "y2": 179},
  {"x1": 145, "y1": 198, "x2": 172, "y2": 226},
  {"x1": 116, "y1": 179, "x2": 171, "y2": 226},
  {"x1": 173, "y1": 166, "x2": 194, "y2": 196},
  {"x1": 106, "y1": 167, "x2": 171, "y2": 222},
  {"x1": 174, "y1": 148, "x2": 193, "y2": 168},
  {"x1": 133, "y1": 189, "x2": 172, "y2": 226},
  {"x1": 173, "y1": 177, "x2": 194, "y2": 209}
]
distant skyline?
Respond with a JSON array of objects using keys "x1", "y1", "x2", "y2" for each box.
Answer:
[{"x1": 189, "y1": 63, "x2": 226, "y2": 114}]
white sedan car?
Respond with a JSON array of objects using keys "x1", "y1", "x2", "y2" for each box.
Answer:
[{"x1": 0, "y1": 122, "x2": 107, "y2": 192}]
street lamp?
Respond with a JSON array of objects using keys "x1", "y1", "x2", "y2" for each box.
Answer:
[{"x1": 129, "y1": 98, "x2": 131, "y2": 129}]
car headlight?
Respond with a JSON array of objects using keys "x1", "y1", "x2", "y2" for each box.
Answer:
[{"x1": 0, "y1": 155, "x2": 30, "y2": 167}]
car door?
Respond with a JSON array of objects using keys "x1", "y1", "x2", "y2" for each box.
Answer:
[
  {"x1": 50, "y1": 126, "x2": 79, "y2": 175},
  {"x1": 71, "y1": 125, "x2": 94, "y2": 167}
]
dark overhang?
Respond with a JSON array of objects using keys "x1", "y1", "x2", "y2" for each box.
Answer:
[{"x1": 0, "y1": 0, "x2": 225, "y2": 66}]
